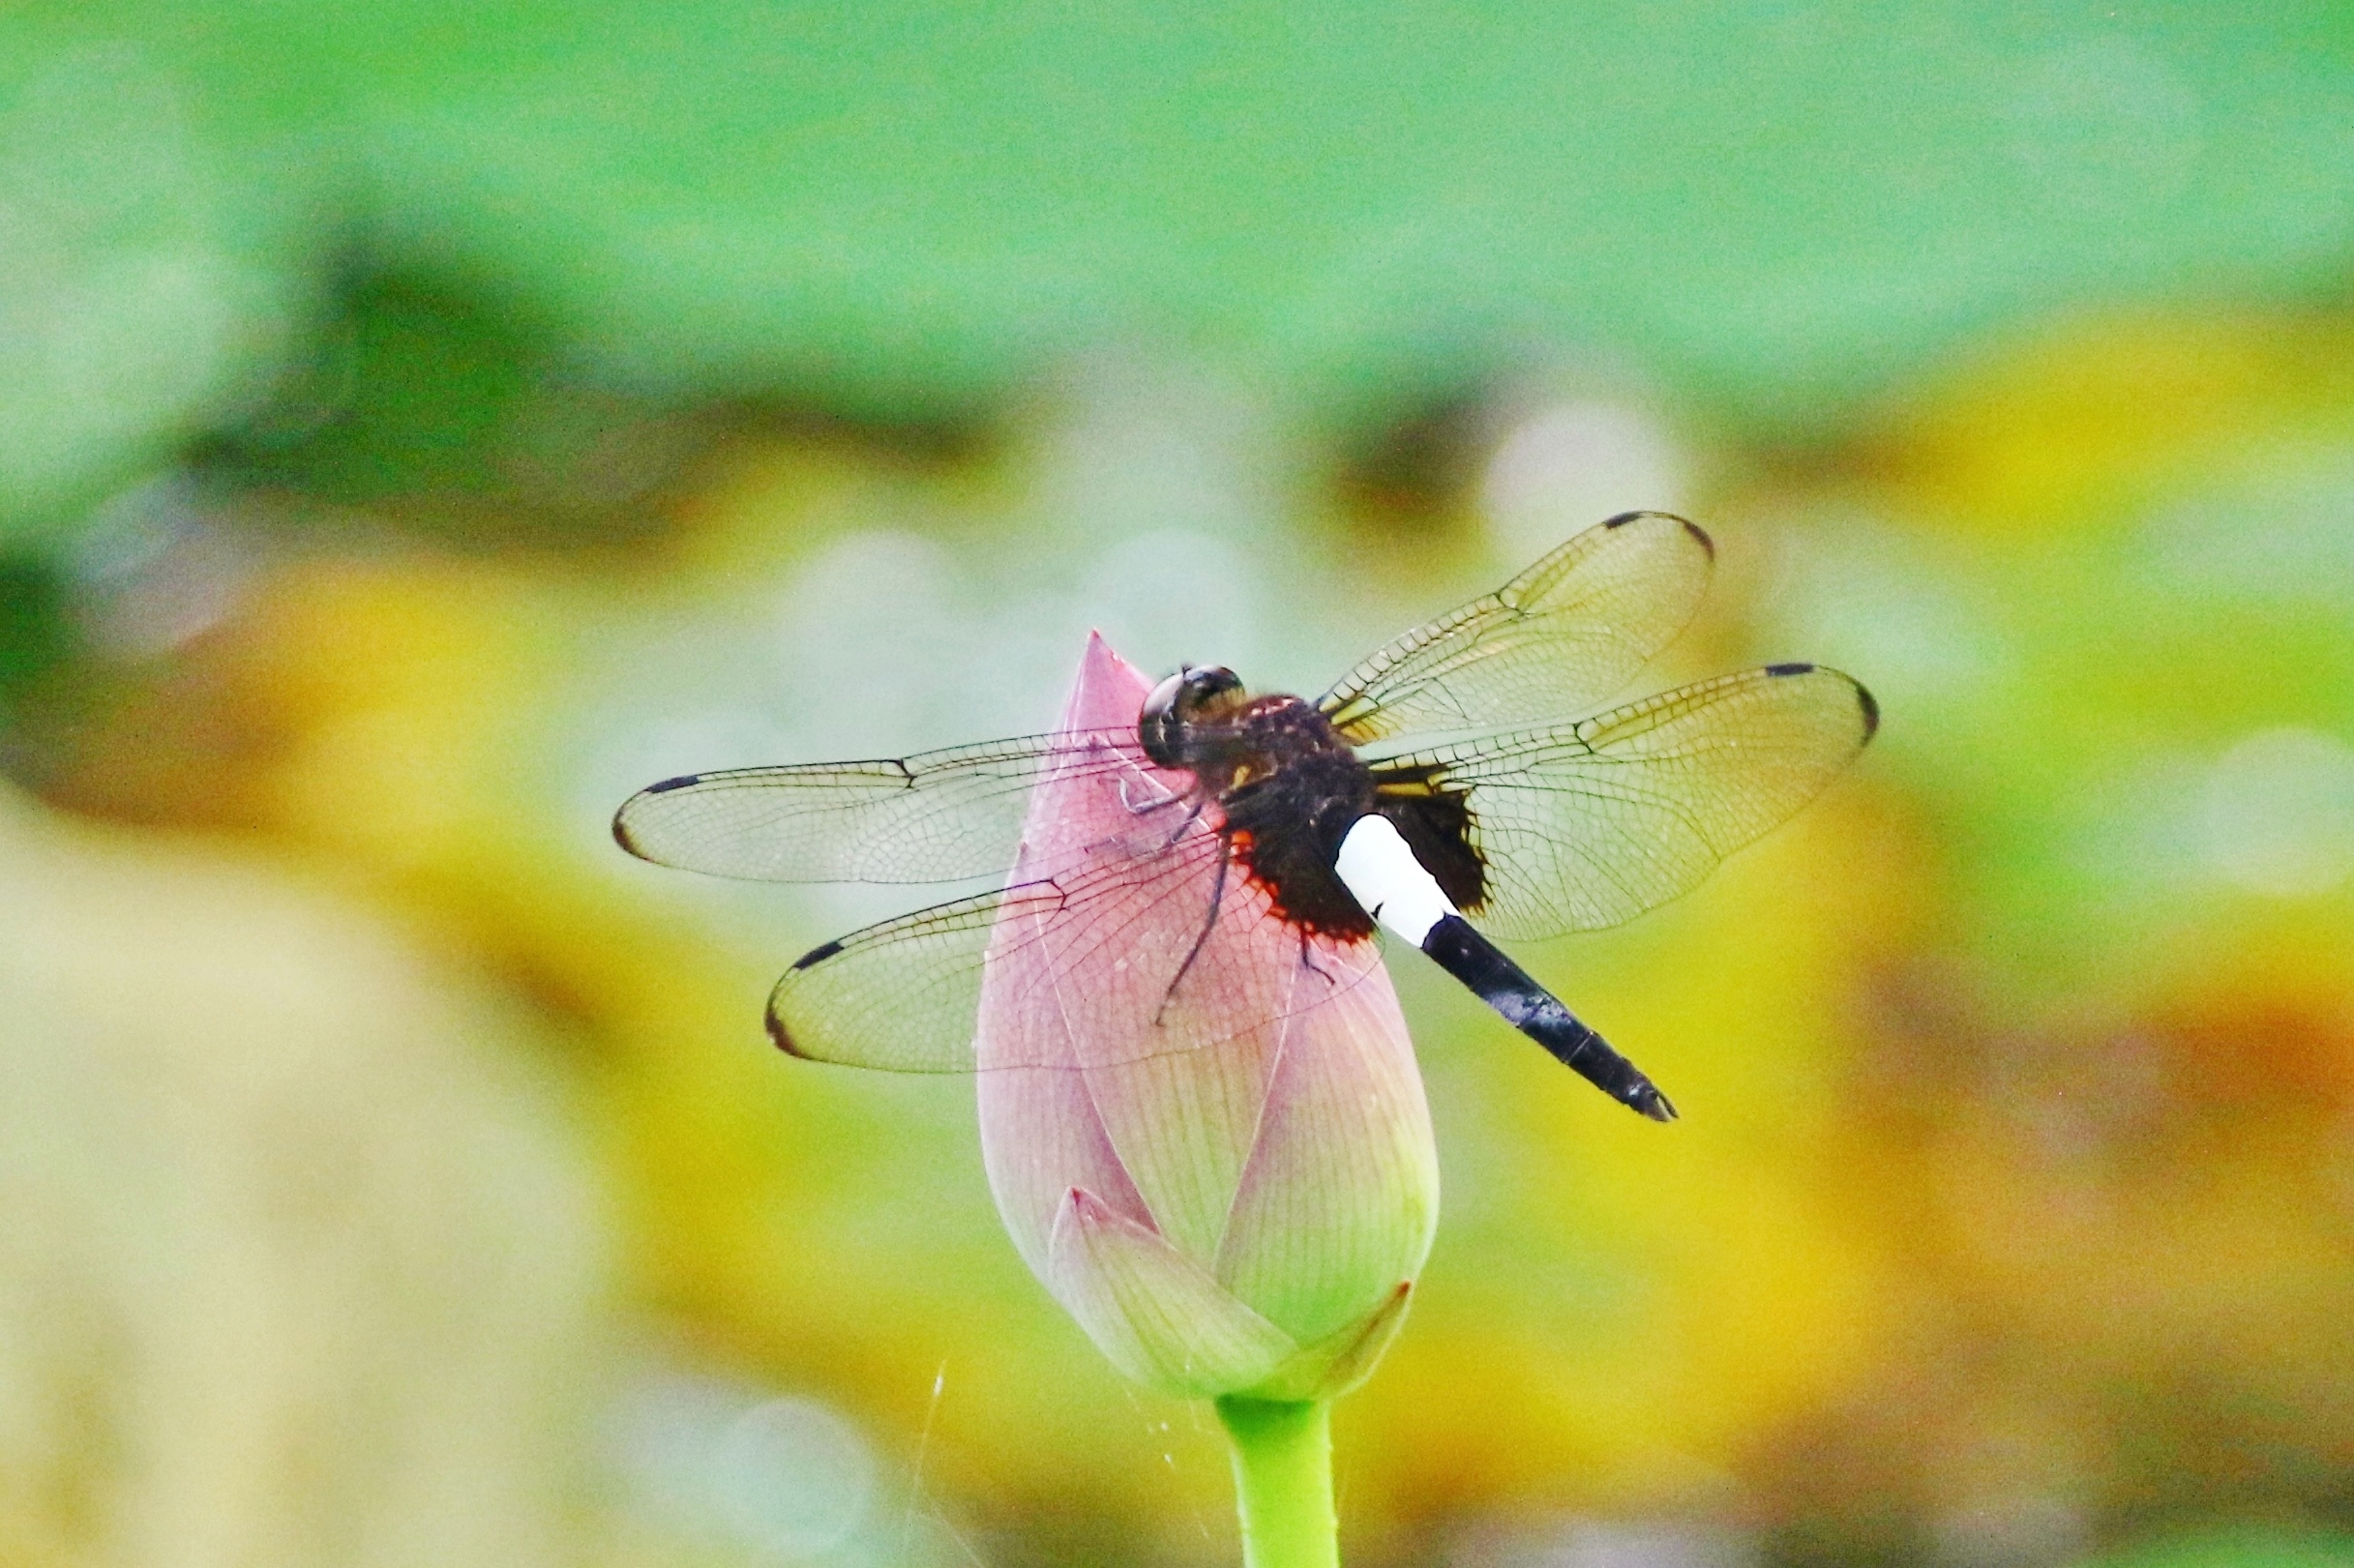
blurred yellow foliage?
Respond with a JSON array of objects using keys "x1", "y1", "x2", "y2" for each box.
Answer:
[
  {"x1": 1857, "y1": 308, "x2": 2354, "y2": 537},
  {"x1": 0, "y1": 788, "x2": 607, "y2": 1567}
]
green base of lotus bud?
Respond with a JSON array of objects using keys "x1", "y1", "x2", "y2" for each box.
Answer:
[{"x1": 1216, "y1": 1397, "x2": 1338, "y2": 1568}]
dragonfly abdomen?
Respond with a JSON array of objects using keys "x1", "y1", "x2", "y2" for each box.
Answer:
[{"x1": 1334, "y1": 814, "x2": 1676, "y2": 1121}]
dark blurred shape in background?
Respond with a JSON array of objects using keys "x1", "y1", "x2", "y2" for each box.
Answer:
[{"x1": 3, "y1": 5, "x2": 2351, "y2": 1566}]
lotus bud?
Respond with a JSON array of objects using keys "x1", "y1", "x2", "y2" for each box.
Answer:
[{"x1": 976, "y1": 635, "x2": 1440, "y2": 1401}]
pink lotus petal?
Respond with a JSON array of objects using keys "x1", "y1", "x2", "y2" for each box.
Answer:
[
  {"x1": 977, "y1": 1041, "x2": 1149, "y2": 1281},
  {"x1": 1046, "y1": 1188, "x2": 1298, "y2": 1399},
  {"x1": 1215, "y1": 970, "x2": 1436, "y2": 1344},
  {"x1": 979, "y1": 634, "x2": 1285, "y2": 1261},
  {"x1": 977, "y1": 635, "x2": 1440, "y2": 1401},
  {"x1": 1249, "y1": 1281, "x2": 1416, "y2": 1403}
]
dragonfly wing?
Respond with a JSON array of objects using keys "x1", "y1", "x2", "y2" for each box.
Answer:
[
  {"x1": 769, "y1": 818, "x2": 1382, "y2": 1072},
  {"x1": 765, "y1": 877, "x2": 1059, "y2": 1071},
  {"x1": 612, "y1": 726, "x2": 1154, "y2": 883},
  {"x1": 1373, "y1": 664, "x2": 1878, "y2": 941},
  {"x1": 1319, "y1": 511, "x2": 1715, "y2": 743}
]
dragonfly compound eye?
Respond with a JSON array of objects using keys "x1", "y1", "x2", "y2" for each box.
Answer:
[
  {"x1": 1177, "y1": 659, "x2": 1252, "y2": 720},
  {"x1": 1140, "y1": 665, "x2": 1245, "y2": 765},
  {"x1": 1183, "y1": 666, "x2": 1242, "y2": 708},
  {"x1": 1140, "y1": 669, "x2": 1189, "y2": 766}
]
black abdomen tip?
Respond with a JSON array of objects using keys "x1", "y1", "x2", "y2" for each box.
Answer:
[{"x1": 1630, "y1": 1084, "x2": 1679, "y2": 1122}]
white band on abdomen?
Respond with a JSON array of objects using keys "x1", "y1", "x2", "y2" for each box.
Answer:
[{"x1": 1333, "y1": 813, "x2": 1460, "y2": 947}]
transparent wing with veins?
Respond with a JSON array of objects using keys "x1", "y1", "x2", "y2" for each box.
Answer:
[
  {"x1": 1373, "y1": 664, "x2": 1878, "y2": 940},
  {"x1": 615, "y1": 513, "x2": 1717, "y2": 887},
  {"x1": 762, "y1": 757, "x2": 1382, "y2": 1074},
  {"x1": 1320, "y1": 510, "x2": 1715, "y2": 742},
  {"x1": 612, "y1": 726, "x2": 1148, "y2": 884}
]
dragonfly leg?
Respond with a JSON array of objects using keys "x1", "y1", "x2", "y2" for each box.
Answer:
[
  {"x1": 1159, "y1": 794, "x2": 1209, "y2": 848},
  {"x1": 1119, "y1": 776, "x2": 1183, "y2": 815},
  {"x1": 1296, "y1": 927, "x2": 1338, "y2": 987},
  {"x1": 1094, "y1": 789, "x2": 1207, "y2": 862},
  {"x1": 1155, "y1": 835, "x2": 1231, "y2": 1024}
]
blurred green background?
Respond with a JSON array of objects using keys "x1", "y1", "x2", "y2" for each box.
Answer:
[{"x1": 4, "y1": 4, "x2": 2353, "y2": 1566}]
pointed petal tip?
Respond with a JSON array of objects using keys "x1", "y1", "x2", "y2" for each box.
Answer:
[
  {"x1": 1076, "y1": 629, "x2": 1134, "y2": 675},
  {"x1": 1058, "y1": 1183, "x2": 1157, "y2": 1239},
  {"x1": 1062, "y1": 632, "x2": 1152, "y2": 730},
  {"x1": 1241, "y1": 1276, "x2": 1419, "y2": 1403},
  {"x1": 1047, "y1": 1185, "x2": 1297, "y2": 1398}
]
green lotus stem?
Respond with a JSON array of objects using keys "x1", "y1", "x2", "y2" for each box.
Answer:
[{"x1": 1216, "y1": 1397, "x2": 1339, "y2": 1568}]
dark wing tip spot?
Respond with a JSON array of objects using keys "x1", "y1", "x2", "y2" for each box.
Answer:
[
  {"x1": 611, "y1": 813, "x2": 645, "y2": 856},
  {"x1": 764, "y1": 1005, "x2": 806, "y2": 1056},
  {"x1": 791, "y1": 938, "x2": 845, "y2": 971},
  {"x1": 1763, "y1": 661, "x2": 1816, "y2": 677},
  {"x1": 1856, "y1": 681, "x2": 1882, "y2": 740},
  {"x1": 1600, "y1": 511, "x2": 1714, "y2": 560},
  {"x1": 644, "y1": 773, "x2": 700, "y2": 794}
]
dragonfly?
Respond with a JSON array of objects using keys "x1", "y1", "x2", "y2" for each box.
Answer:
[{"x1": 613, "y1": 513, "x2": 1877, "y2": 1120}]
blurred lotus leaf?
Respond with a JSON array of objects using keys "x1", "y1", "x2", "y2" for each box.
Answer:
[{"x1": 6, "y1": 4, "x2": 2354, "y2": 538}]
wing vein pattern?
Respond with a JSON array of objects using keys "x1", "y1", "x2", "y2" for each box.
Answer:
[
  {"x1": 768, "y1": 818, "x2": 1380, "y2": 1072},
  {"x1": 1374, "y1": 664, "x2": 1876, "y2": 940},
  {"x1": 612, "y1": 726, "x2": 1153, "y2": 883},
  {"x1": 1320, "y1": 511, "x2": 1714, "y2": 742}
]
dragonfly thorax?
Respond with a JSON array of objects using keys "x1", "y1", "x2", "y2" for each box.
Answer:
[
  {"x1": 1147, "y1": 691, "x2": 1384, "y2": 940},
  {"x1": 1141, "y1": 683, "x2": 1358, "y2": 788}
]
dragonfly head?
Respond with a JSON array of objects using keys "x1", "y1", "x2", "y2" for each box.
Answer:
[{"x1": 1140, "y1": 664, "x2": 1245, "y2": 767}]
